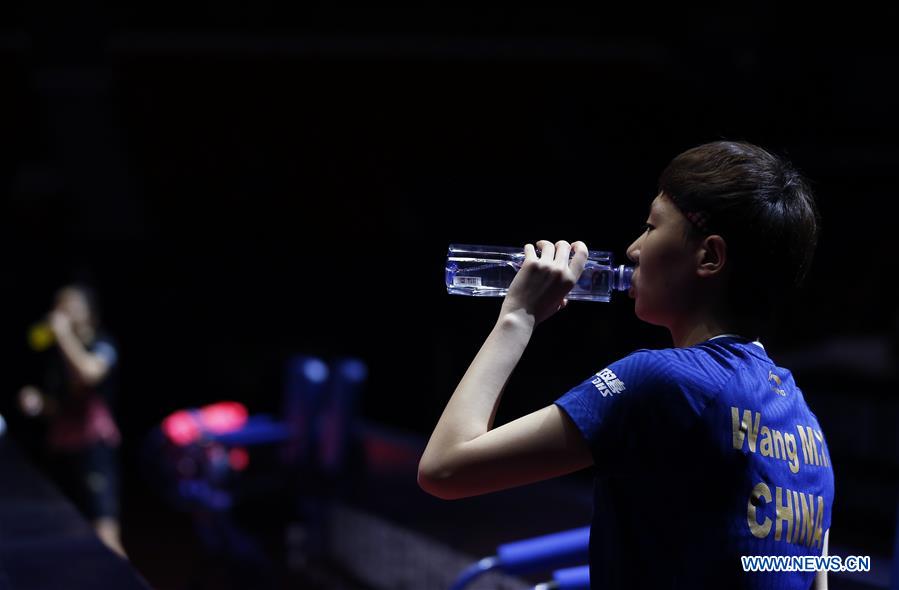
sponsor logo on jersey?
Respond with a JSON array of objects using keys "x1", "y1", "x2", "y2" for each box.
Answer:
[{"x1": 591, "y1": 368, "x2": 626, "y2": 397}]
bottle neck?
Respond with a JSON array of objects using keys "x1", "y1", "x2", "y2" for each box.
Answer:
[{"x1": 612, "y1": 265, "x2": 634, "y2": 291}]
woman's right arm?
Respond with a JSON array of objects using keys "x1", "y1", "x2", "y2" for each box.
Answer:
[{"x1": 419, "y1": 240, "x2": 594, "y2": 500}]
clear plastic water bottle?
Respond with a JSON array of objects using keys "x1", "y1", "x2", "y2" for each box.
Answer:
[{"x1": 446, "y1": 243, "x2": 634, "y2": 303}]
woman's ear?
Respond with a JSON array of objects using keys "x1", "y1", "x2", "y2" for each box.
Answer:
[{"x1": 697, "y1": 234, "x2": 727, "y2": 278}]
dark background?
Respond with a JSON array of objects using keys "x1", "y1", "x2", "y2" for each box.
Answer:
[{"x1": 1, "y1": 2, "x2": 898, "y2": 587}]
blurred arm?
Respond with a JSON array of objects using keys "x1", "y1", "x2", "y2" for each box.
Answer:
[{"x1": 54, "y1": 328, "x2": 111, "y2": 388}]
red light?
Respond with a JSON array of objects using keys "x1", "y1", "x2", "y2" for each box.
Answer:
[
  {"x1": 162, "y1": 411, "x2": 201, "y2": 446},
  {"x1": 229, "y1": 447, "x2": 250, "y2": 471},
  {"x1": 162, "y1": 401, "x2": 249, "y2": 446},
  {"x1": 200, "y1": 401, "x2": 248, "y2": 434}
]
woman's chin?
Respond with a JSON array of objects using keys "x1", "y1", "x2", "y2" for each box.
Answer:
[
  {"x1": 633, "y1": 300, "x2": 647, "y2": 322},
  {"x1": 633, "y1": 302, "x2": 665, "y2": 327}
]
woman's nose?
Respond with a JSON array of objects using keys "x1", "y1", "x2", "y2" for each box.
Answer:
[{"x1": 626, "y1": 240, "x2": 640, "y2": 264}]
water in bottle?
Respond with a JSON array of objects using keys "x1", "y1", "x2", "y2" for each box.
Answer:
[{"x1": 445, "y1": 243, "x2": 633, "y2": 303}]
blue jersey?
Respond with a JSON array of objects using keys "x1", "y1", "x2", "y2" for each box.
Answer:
[{"x1": 554, "y1": 335, "x2": 834, "y2": 589}]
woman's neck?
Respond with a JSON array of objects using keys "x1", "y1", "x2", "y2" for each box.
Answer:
[{"x1": 669, "y1": 315, "x2": 749, "y2": 348}]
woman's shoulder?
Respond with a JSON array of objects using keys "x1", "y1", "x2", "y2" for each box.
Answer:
[
  {"x1": 602, "y1": 347, "x2": 728, "y2": 419},
  {"x1": 614, "y1": 344, "x2": 739, "y2": 391}
]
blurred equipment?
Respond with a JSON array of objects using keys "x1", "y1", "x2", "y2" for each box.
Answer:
[
  {"x1": 143, "y1": 355, "x2": 369, "y2": 587},
  {"x1": 162, "y1": 401, "x2": 250, "y2": 447},
  {"x1": 532, "y1": 565, "x2": 590, "y2": 590},
  {"x1": 450, "y1": 526, "x2": 590, "y2": 590}
]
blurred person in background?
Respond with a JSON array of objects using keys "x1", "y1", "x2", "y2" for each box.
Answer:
[{"x1": 18, "y1": 283, "x2": 125, "y2": 557}]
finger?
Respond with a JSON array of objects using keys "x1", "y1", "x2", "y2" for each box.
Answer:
[
  {"x1": 554, "y1": 240, "x2": 571, "y2": 268},
  {"x1": 523, "y1": 243, "x2": 538, "y2": 261},
  {"x1": 536, "y1": 240, "x2": 554, "y2": 262},
  {"x1": 569, "y1": 241, "x2": 589, "y2": 278}
]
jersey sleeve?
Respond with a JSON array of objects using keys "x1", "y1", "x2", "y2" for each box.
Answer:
[
  {"x1": 92, "y1": 339, "x2": 119, "y2": 368},
  {"x1": 554, "y1": 349, "x2": 714, "y2": 475}
]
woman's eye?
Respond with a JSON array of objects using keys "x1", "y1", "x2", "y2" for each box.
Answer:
[{"x1": 640, "y1": 223, "x2": 654, "y2": 233}]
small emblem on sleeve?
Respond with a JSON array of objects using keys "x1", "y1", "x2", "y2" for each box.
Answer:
[{"x1": 591, "y1": 368, "x2": 626, "y2": 397}]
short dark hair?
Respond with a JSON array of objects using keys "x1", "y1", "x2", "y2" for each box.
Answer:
[{"x1": 658, "y1": 140, "x2": 820, "y2": 336}]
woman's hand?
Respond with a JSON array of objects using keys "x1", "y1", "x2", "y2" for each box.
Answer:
[
  {"x1": 48, "y1": 310, "x2": 73, "y2": 339},
  {"x1": 499, "y1": 240, "x2": 589, "y2": 326}
]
